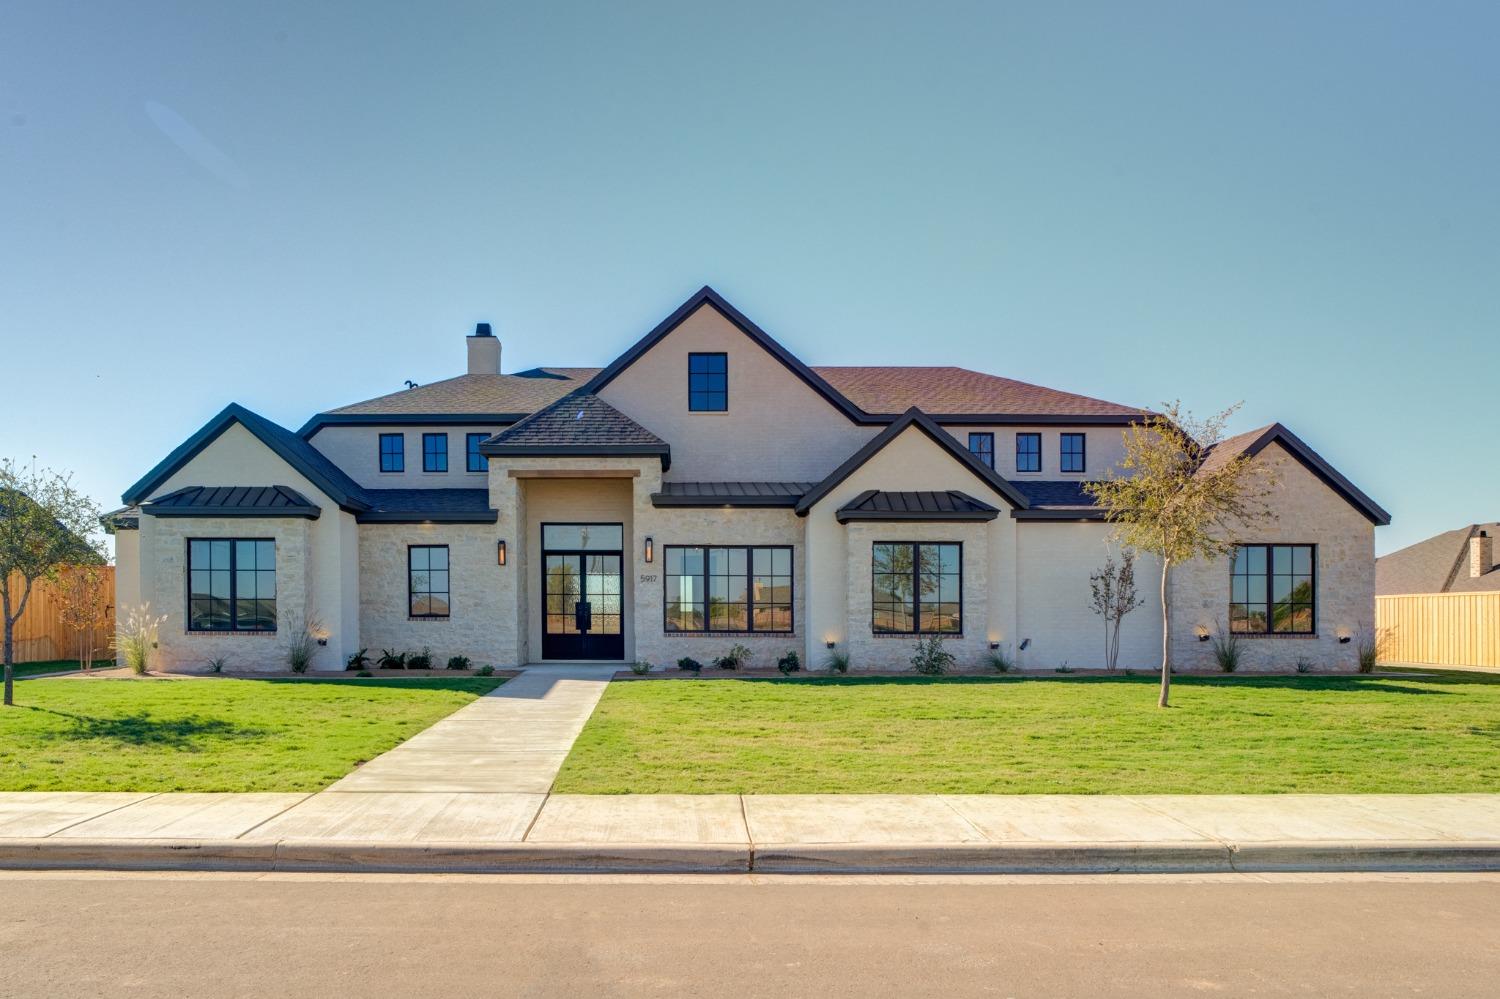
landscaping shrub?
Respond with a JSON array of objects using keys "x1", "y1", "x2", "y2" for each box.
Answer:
[
  {"x1": 776, "y1": 650, "x2": 801, "y2": 675},
  {"x1": 1210, "y1": 624, "x2": 1242, "y2": 673},
  {"x1": 114, "y1": 603, "x2": 164, "y2": 675},
  {"x1": 630, "y1": 660, "x2": 653, "y2": 675},
  {"x1": 714, "y1": 643, "x2": 752, "y2": 670},
  {"x1": 407, "y1": 646, "x2": 434, "y2": 670},
  {"x1": 1295, "y1": 656, "x2": 1314, "y2": 674},
  {"x1": 285, "y1": 612, "x2": 322, "y2": 674},
  {"x1": 346, "y1": 648, "x2": 371, "y2": 671},
  {"x1": 1357, "y1": 629, "x2": 1380, "y2": 673},
  {"x1": 823, "y1": 648, "x2": 850, "y2": 674},
  {"x1": 1055, "y1": 664, "x2": 1075, "y2": 674},
  {"x1": 446, "y1": 655, "x2": 472, "y2": 671},
  {"x1": 205, "y1": 656, "x2": 227, "y2": 675},
  {"x1": 379, "y1": 649, "x2": 407, "y2": 669},
  {"x1": 476, "y1": 665, "x2": 495, "y2": 677},
  {"x1": 677, "y1": 657, "x2": 703, "y2": 673},
  {"x1": 985, "y1": 645, "x2": 1014, "y2": 673},
  {"x1": 910, "y1": 635, "x2": 954, "y2": 675}
]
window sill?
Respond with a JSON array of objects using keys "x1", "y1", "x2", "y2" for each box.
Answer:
[
  {"x1": 872, "y1": 631, "x2": 964, "y2": 639},
  {"x1": 408, "y1": 616, "x2": 451, "y2": 622},
  {"x1": 665, "y1": 631, "x2": 795, "y2": 638},
  {"x1": 1230, "y1": 633, "x2": 1319, "y2": 640},
  {"x1": 185, "y1": 630, "x2": 277, "y2": 637}
]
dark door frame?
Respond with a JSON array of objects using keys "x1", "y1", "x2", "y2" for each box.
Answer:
[{"x1": 540, "y1": 522, "x2": 625, "y2": 661}]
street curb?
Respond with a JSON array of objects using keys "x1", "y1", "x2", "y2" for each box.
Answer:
[{"x1": 0, "y1": 839, "x2": 1496, "y2": 875}]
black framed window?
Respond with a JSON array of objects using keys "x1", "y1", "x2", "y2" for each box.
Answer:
[
  {"x1": 379, "y1": 433, "x2": 404, "y2": 473},
  {"x1": 188, "y1": 539, "x2": 276, "y2": 632},
  {"x1": 872, "y1": 542, "x2": 961, "y2": 634},
  {"x1": 1230, "y1": 544, "x2": 1315, "y2": 635},
  {"x1": 422, "y1": 433, "x2": 448, "y2": 472},
  {"x1": 1060, "y1": 433, "x2": 1086, "y2": 473},
  {"x1": 409, "y1": 545, "x2": 450, "y2": 618},
  {"x1": 688, "y1": 352, "x2": 728, "y2": 411},
  {"x1": 1016, "y1": 433, "x2": 1041, "y2": 473},
  {"x1": 968, "y1": 433, "x2": 995, "y2": 469},
  {"x1": 664, "y1": 545, "x2": 792, "y2": 633},
  {"x1": 466, "y1": 433, "x2": 488, "y2": 473}
]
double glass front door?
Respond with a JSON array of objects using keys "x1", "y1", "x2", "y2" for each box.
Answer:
[{"x1": 542, "y1": 524, "x2": 624, "y2": 660}]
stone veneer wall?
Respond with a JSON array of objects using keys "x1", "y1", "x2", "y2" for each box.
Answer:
[
  {"x1": 1169, "y1": 443, "x2": 1374, "y2": 672},
  {"x1": 841, "y1": 520, "x2": 993, "y2": 671},
  {"x1": 357, "y1": 522, "x2": 509, "y2": 667},
  {"x1": 139, "y1": 514, "x2": 312, "y2": 673}
]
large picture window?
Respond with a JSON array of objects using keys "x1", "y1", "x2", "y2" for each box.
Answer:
[
  {"x1": 1016, "y1": 432, "x2": 1041, "y2": 473},
  {"x1": 409, "y1": 545, "x2": 450, "y2": 618},
  {"x1": 1230, "y1": 544, "x2": 1315, "y2": 635},
  {"x1": 872, "y1": 542, "x2": 961, "y2": 634},
  {"x1": 188, "y1": 539, "x2": 276, "y2": 632},
  {"x1": 688, "y1": 352, "x2": 728, "y2": 411},
  {"x1": 664, "y1": 545, "x2": 792, "y2": 633}
]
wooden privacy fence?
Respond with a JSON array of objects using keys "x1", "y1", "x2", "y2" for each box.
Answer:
[
  {"x1": 1376, "y1": 592, "x2": 1500, "y2": 669},
  {"x1": 4, "y1": 567, "x2": 116, "y2": 664}
]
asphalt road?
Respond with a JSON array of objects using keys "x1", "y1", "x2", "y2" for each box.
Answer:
[{"x1": 3, "y1": 871, "x2": 1497, "y2": 997}]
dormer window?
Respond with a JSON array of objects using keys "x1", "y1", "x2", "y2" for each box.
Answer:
[{"x1": 688, "y1": 353, "x2": 728, "y2": 411}]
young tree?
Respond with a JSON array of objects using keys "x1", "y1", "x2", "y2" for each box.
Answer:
[
  {"x1": 1084, "y1": 404, "x2": 1271, "y2": 707},
  {"x1": 1088, "y1": 550, "x2": 1145, "y2": 672},
  {"x1": 56, "y1": 564, "x2": 112, "y2": 672},
  {"x1": 0, "y1": 459, "x2": 106, "y2": 705}
]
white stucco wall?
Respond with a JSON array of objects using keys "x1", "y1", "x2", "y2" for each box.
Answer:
[
  {"x1": 309, "y1": 425, "x2": 503, "y2": 489},
  {"x1": 596, "y1": 303, "x2": 876, "y2": 482}
]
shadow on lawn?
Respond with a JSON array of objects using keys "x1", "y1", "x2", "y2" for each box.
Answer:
[{"x1": 24, "y1": 707, "x2": 270, "y2": 749}]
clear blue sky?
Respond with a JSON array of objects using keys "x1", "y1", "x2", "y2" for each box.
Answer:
[{"x1": 4, "y1": 2, "x2": 1496, "y2": 556}]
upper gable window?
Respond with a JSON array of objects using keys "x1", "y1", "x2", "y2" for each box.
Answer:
[
  {"x1": 1060, "y1": 433, "x2": 1086, "y2": 474},
  {"x1": 379, "y1": 433, "x2": 404, "y2": 473},
  {"x1": 1016, "y1": 433, "x2": 1041, "y2": 473},
  {"x1": 422, "y1": 433, "x2": 448, "y2": 473},
  {"x1": 688, "y1": 353, "x2": 728, "y2": 412},
  {"x1": 968, "y1": 433, "x2": 995, "y2": 469}
]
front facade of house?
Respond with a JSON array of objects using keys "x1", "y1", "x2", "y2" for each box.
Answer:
[{"x1": 110, "y1": 287, "x2": 1390, "y2": 673}]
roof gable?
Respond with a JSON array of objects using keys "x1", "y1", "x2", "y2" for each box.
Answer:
[
  {"x1": 795, "y1": 407, "x2": 1029, "y2": 515},
  {"x1": 1202, "y1": 423, "x2": 1390, "y2": 526},
  {"x1": 481, "y1": 391, "x2": 671, "y2": 469},
  {"x1": 122, "y1": 404, "x2": 370, "y2": 512},
  {"x1": 583, "y1": 286, "x2": 868, "y2": 424}
]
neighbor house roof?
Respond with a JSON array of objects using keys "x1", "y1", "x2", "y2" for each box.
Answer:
[
  {"x1": 1197, "y1": 423, "x2": 1391, "y2": 526},
  {"x1": 835, "y1": 489, "x2": 1000, "y2": 523},
  {"x1": 795, "y1": 407, "x2": 1030, "y2": 515},
  {"x1": 1376, "y1": 523, "x2": 1500, "y2": 595},
  {"x1": 480, "y1": 392, "x2": 671, "y2": 469},
  {"x1": 141, "y1": 485, "x2": 321, "y2": 519},
  {"x1": 650, "y1": 481, "x2": 814, "y2": 508}
]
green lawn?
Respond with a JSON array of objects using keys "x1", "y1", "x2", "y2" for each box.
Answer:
[
  {"x1": 0, "y1": 677, "x2": 502, "y2": 792},
  {"x1": 7, "y1": 660, "x2": 97, "y2": 678},
  {"x1": 553, "y1": 671, "x2": 1500, "y2": 794}
]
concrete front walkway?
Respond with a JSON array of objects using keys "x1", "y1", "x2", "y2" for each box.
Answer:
[{"x1": 326, "y1": 665, "x2": 612, "y2": 794}]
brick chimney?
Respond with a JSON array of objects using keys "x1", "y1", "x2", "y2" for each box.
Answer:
[
  {"x1": 466, "y1": 322, "x2": 500, "y2": 375},
  {"x1": 1471, "y1": 530, "x2": 1494, "y2": 579}
]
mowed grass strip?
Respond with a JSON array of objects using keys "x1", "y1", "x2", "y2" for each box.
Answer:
[
  {"x1": 553, "y1": 672, "x2": 1500, "y2": 794},
  {"x1": 0, "y1": 677, "x2": 503, "y2": 792}
]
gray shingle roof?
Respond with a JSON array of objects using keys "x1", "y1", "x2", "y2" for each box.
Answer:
[
  {"x1": 482, "y1": 392, "x2": 670, "y2": 467},
  {"x1": 1376, "y1": 523, "x2": 1500, "y2": 595},
  {"x1": 322, "y1": 368, "x2": 599, "y2": 418},
  {"x1": 141, "y1": 485, "x2": 321, "y2": 519},
  {"x1": 358, "y1": 489, "x2": 497, "y2": 524},
  {"x1": 836, "y1": 489, "x2": 1000, "y2": 523},
  {"x1": 651, "y1": 481, "x2": 815, "y2": 507}
]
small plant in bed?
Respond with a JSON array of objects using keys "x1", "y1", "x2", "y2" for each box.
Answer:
[
  {"x1": 677, "y1": 657, "x2": 703, "y2": 673},
  {"x1": 714, "y1": 644, "x2": 752, "y2": 671},
  {"x1": 446, "y1": 654, "x2": 471, "y2": 671},
  {"x1": 1211, "y1": 623, "x2": 1242, "y2": 673},
  {"x1": 346, "y1": 648, "x2": 371, "y2": 671},
  {"x1": 823, "y1": 647, "x2": 850, "y2": 674},
  {"x1": 776, "y1": 650, "x2": 801, "y2": 675},
  {"x1": 378, "y1": 649, "x2": 407, "y2": 669},
  {"x1": 910, "y1": 635, "x2": 954, "y2": 675},
  {"x1": 206, "y1": 656, "x2": 227, "y2": 675},
  {"x1": 406, "y1": 646, "x2": 433, "y2": 670},
  {"x1": 985, "y1": 645, "x2": 1014, "y2": 673},
  {"x1": 476, "y1": 664, "x2": 495, "y2": 677},
  {"x1": 630, "y1": 659, "x2": 653, "y2": 675}
]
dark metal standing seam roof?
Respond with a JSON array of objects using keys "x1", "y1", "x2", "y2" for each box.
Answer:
[
  {"x1": 650, "y1": 481, "x2": 815, "y2": 507},
  {"x1": 140, "y1": 485, "x2": 322, "y2": 519},
  {"x1": 835, "y1": 490, "x2": 1000, "y2": 523}
]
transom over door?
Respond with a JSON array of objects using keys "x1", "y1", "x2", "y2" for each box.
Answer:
[{"x1": 541, "y1": 524, "x2": 624, "y2": 661}]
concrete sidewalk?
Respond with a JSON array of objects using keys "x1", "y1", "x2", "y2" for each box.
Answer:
[{"x1": 0, "y1": 791, "x2": 1496, "y2": 874}]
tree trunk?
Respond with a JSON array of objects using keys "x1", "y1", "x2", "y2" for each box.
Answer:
[
  {"x1": 1158, "y1": 558, "x2": 1171, "y2": 708},
  {"x1": 3, "y1": 589, "x2": 12, "y2": 708}
]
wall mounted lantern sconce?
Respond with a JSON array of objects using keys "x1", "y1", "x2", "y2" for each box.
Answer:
[
  {"x1": 496, "y1": 539, "x2": 507, "y2": 566},
  {"x1": 316, "y1": 638, "x2": 328, "y2": 647},
  {"x1": 1019, "y1": 638, "x2": 1031, "y2": 651},
  {"x1": 825, "y1": 640, "x2": 836, "y2": 649},
  {"x1": 1197, "y1": 626, "x2": 1211, "y2": 643},
  {"x1": 989, "y1": 641, "x2": 1000, "y2": 650},
  {"x1": 644, "y1": 536, "x2": 654, "y2": 563},
  {"x1": 1337, "y1": 635, "x2": 1352, "y2": 644}
]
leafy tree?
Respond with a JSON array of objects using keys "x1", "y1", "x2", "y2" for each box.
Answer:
[
  {"x1": 1084, "y1": 404, "x2": 1271, "y2": 707},
  {"x1": 0, "y1": 459, "x2": 106, "y2": 705},
  {"x1": 1089, "y1": 550, "x2": 1145, "y2": 672},
  {"x1": 55, "y1": 564, "x2": 112, "y2": 672}
]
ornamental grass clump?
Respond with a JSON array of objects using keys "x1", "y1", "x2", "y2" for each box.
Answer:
[
  {"x1": 630, "y1": 660, "x2": 653, "y2": 675},
  {"x1": 985, "y1": 645, "x2": 1015, "y2": 673},
  {"x1": 1210, "y1": 623, "x2": 1242, "y2": 673},
  {"x1": 823, "y1": 648, "x2": 850, "y2": 674},
  {"x1": 114, "y1": 603, "x2": 165, "y2": 676},
  {"x1": 285, "y1": 612, "x2": 322, "y2": 674}
]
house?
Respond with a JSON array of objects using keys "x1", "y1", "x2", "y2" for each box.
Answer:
[
  {"x1": 110, "y1": 286, "x2": 1390, "y2": 673},
  {"x1": 1376, "y1": 524, "x2": 1499, "y2": 595}
]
